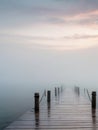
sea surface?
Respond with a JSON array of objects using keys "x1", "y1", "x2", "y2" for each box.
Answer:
[
  {"x1": 0, "y1": 85, "x2": 98, "y2": 130},
  {"x1": 0, "y1": 84, "x2": 49, "y2": 130}
]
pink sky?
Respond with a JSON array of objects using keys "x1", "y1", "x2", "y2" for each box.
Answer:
[{"x1": 0, "y1": 0, "x2": 98, "y2": 51}]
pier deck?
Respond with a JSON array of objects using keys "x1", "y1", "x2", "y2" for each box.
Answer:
[{"x1": 4, "y1": 88, "x2": 98, "y2": 130}]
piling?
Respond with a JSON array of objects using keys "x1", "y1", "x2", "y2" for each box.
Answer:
[
  {"x1": 47, "y1": 90, "x2": 51, "y2": 102},
  {"x1": 61, "y1": 86, "x2": 63, "y2": 93},
  {"x1": 44, "y1": 90, "x2": 46, "y2": 96},
  {"x1": 92, "y1": 91, "x2": 96, "y2": 109},
  {"x1": 55, "y1": 88, "x2": 57, "y2": 97},
  {"x1": 58, "y1": 87, "x2": 60, "y2": 95},
  {"x1": 34, "y1": 93, "x2": 39, "y2": 112}
]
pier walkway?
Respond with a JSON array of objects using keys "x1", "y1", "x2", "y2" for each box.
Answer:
[{"x1": 4, "y1": 88, "x2": 98, "y2": 130}]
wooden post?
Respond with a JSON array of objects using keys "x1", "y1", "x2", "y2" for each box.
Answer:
[
  {"x1": 44, "y1": 90, "x2": 46, "y2": 96},
  {"x1": 77, "y1": 87, "x2": 80, "y2": 96},
  {"x1": 34, "y1": 93, "x2": 39, "y2": 112},
  {"x1": 58, "y1": 87, "x2": 60, "y2": 95},
  {"x1": 61, "y1": 86, "x2": 63, "y2": 93},
  {"x1": 84, "y1": 88, "x2": 85, "y2": 93},
  {"x1": 47, "y1": 90, "x2": 51, "y2": 102},
  {"x1": 92, "y1": 91, "x2": 96, "y2": 109},
  {"x1": 55, "y1": 88, "x2": 57, "y2": 97}
]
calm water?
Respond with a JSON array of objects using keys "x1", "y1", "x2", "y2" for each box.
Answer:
[
  {"x1": 0, "y1": 85, "x2": 98, "y2": 130},
  {"x1": 0, "y1": 84, "x2": 49, "y2": 130}
]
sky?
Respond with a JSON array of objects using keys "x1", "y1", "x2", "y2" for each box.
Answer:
[{"x1": 0, "y1": 0, "x2": 98, "y2": 88}]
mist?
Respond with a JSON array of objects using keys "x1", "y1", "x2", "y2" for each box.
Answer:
[{"x1": 0, "y1": 42, "x2": 98, "y2": 90}]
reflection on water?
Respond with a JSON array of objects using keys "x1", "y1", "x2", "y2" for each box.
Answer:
[
  {"x1": 35, "y1": 111, "x2": 40, "y2": 128},
  {"x1": 92, "y1": 109, "x2": 96, "y2": 130},
  {"x1": 47, "y1": 102, "x2": 51, "y2": 117},
  {"x1": 74, "y1": 86, "x2": 80, "y2": 96},
  {"x1": 92, "y1": 109, "x2": 96, "y2": 118}
]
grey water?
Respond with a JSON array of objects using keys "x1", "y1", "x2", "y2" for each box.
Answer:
[{"x1": 0, "y1": 84, "x2": 48, "y2": 130}]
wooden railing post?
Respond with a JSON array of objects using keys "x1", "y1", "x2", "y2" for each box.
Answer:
[
  {"x1": 61, "y1": 86, "x2": 63, "y2": 93},
  {"x1": 34, "y1": 93, "x2": 39, "y2": 112},
  {"x1": 44, "y1": 90, "x2": 46, "y2": 96},
  {"x1": 55, "y1": 88, "x2": 57, "y2": 97},
  {"x1": 92, "y1": 91, "x2": 96, "y2": 109},
  {"x1": 47, "y1": 90, "x2": 51, "y2": 102},
  {"x1": 58, "y1": 87, "x2": 60, "y2": 95}
]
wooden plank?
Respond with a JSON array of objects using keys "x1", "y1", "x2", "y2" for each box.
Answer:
[{"x1": 4, "y1": 88, "x2": 98, "y2": 130}]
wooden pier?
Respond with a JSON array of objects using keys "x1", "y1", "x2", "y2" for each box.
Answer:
[{"x1": 4, "y1": 88, "x2": 98, "y2": 130}]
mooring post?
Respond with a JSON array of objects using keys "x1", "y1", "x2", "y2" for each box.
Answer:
[
  {"x1": 77, "y1": 87, "x2": 80, "y2": 96},
  {"x1": 84, "y1": 88, "x2": 85, "y2": 94},
  {"x1": 61, "y1": 86, "x2": 63, "y2": 93},
  {"x1": 55, "y1": 88, "x2": 57, "y2": 97},
  {"x1": 44, "y1": 90, "x2": 46, "y2": 96},
  {"x1": 92, "y1": 91, "x2": 96, "y2": 109},
  {"x1": 34, "y1": 93, "x2": 39, "y2": 112},
  {"x1": 58, "y1": 87, "x2": 60, "y2": 95},
  {"x1": 47, "y1": 90, "x2": 51, "y2": 102}
]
